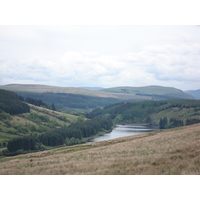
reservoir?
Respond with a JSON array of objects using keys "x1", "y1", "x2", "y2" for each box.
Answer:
[{"x1": 87, "y1": 124, "x2": 158, "y2": 143}]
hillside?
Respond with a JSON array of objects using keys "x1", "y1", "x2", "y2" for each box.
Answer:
[
  {"x1": 102, "y1": 85, "x2": 194, "y2": 99},
  {"x1": 185, "y1": 89, "x2": 200, "y2": 99},
  {"x1": 87, "y1": 99, "x2": 200, "y2": 126},
  {"x1": 0, "y1": 102, "x2": 79, "y2": 146},
  {"x1": 0, "y1": 84, "x2": 194, "y2": 100},
  {"x1": 0, "y1": 89, "x2": 30, "y2": 114},
  {"x1": 0, "y1": 100, "x2": 113, "y2": 155},
  {"x1": 14, "y1": 91, "x2": 122, "y2": 112},
  {"x1": 1, "y1": 90, "x2": 200, "y2": 174},
  {"x1": 0, "y1": 123, "x2": 200, "y2": 175},
  {"x1": 0, "y1": 84, "x2": 195, "y2": 113},
  {"x1": 0, "y1": 90, "x2": 79, "y2": 147},
  {"x1": 0, "y1": 89, "x2": 113, "y2": 154},
  {"x1": 0, "y1": 84, "x2": 133, "y2": 99}
]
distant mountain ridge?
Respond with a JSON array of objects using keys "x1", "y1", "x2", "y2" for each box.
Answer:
[
  {"x1": 79, "y1": 87, "x2": 104, "y2": 90},
  {"x1": 185, "y1": 89, "x2": 200, "y2": 99},
  {"x1": 102, "y1": 85, "x2": 195, "y2": 100},
  {"x1": 0, "y1": 84, "x2": 194, "y2": 100},
  {"x1": 0, "y1": 84, "x2": 135, "y2": 99}
]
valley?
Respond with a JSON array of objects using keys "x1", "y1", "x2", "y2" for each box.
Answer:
[
  {"x1": 0, "y1": 123, "x2": 200, "y2": 175},
  {"x1": 0, "y1": 84, "x2": 195, "y2": 113},
  {"x1": 0, "y1": 85, "x2": 200, "y2": 175}
]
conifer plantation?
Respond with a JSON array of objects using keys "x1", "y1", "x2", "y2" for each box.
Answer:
[{"x1": 1, "y1": 88, "x2": 200, "y2": 175}]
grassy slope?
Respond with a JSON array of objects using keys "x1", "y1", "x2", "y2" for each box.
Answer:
[
  {"x1": 150, "y1": 107, "x2": 200, "y2": 124},
  {"x1": 0, "y1": 84, "x2": 194, "y2": 100},
  {"x1": 0, "y1": 123, "x2": 200, "y2": 175},
  {"x1": 0, "y1": 103, "x2": 78, "y2": 143},
  {"x1": 0, "y1": 84, "x2": 126, "y2": 98},
  {"x1": 103, "y1": 85, "x2": 194, "y2": 99}
]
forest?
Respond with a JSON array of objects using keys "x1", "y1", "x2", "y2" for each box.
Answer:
[
  {"x1": 24, "y1": 97, "x2": 56, "y2": 110},
  {"x1": 16, "y1": 91, "x2": 124, "y2": 112},
  {"x1": 86, "y1": 99, "x2": 200, "y2": 128},
  {"x1": 0, "y1": 89, "x2": 113, "y2": 155},
  {"x1": 0, "y1": 89, "x2": 30, "y2": 114},
  {"x1": 1, "y1": 89, "x2": 200, "y2": 156},
  {"x1": 6, "y1": 116, "x2": 112, "y2": 154}
]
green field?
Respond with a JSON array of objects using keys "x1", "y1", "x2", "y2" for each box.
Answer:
[{"x1": 0, "y1": 103, "x2": 79, "y2": 146}]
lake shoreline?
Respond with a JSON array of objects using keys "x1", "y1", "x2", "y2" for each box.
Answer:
[{"x1": 86, "y1": 124, "x2": 158, "y2": 143}]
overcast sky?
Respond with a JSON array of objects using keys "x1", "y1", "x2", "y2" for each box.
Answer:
[
  {"x1": 0, "y1": 1, "x2": 199, "y2": 195},
  {"x1": 1, "y1": 25, "x2": 200, "y2": 91}
]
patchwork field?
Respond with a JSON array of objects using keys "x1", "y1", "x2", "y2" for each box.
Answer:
[{"x1": 1, "y1": 123, "x2": 200, "y2": 175}]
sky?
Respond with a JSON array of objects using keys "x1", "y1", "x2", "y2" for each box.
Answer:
[
  {"x1": 0, "y1": 1, "x2": 200, "y2": 91},
  {"x1": 0, "y1": 0, "x2": 199, "y2": 197},
  {"x1": 1, "y1": 25, "x2": 200, "y2": 91}
]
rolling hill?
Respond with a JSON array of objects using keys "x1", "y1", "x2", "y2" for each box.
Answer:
[
  {"x1": 86, "y1": 99, "x2": 200, "y2": 126},
  {"x1": 1, "y1": 89, "x2": 200, "y2": 175},
  {"x1": 102, "y1": 85, "x2": 194, "y2": 99},
  {"x1": 0, "y1": 89, "x2": 79, "y2": 147},
  {"x1": 185, "y1": 89, "x2": 200, "y2": 99},
  {"x1": 0, "y1": 84, "x2": 194, "y2": 100},
  {"x1": 0, "y1": 89, "x2": 113, "y2": 155},
  {"x1": 0, "y1": 123, "x2": 200, "y2": 175},
  {"x1": 0, "y1": 84, "x2": 129, "y2": 98},
  {"x1": 0, "y1": 84, "x2": 195, "y2": 112},
  {"x1": 0, "y1": 102, "x2": 79, "y2": 146}
]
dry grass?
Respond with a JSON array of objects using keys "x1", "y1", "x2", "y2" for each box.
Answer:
[
  {"x1": 0, "y1": 84, "x2": 149, "y2": 99},
  {"x1": 1, "y1": 123, "x2": 200, "y2": 175}
]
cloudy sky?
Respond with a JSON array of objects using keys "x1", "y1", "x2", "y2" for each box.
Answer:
[{"x1": 1, "y1": 25, "x2": 200, "y2": 91}]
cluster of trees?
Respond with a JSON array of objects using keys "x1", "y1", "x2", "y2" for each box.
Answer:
[
  {"x1": 87, "y1": 99, "x2": 200, "y2": 125},
  {"x1": 24, "y1": 97, "x2": 56, "y2": 110},
  {"x1": 87, "y1": 101, "x2": 167, "y2": 123},
  {"x1": 65, "y1": 137, "x2": 81, "y2": 146},
  {"x1": 0, "y1": 89, "x2": 30, "y2": 114},
  {"x1": 16, "y1": 91, "x2": 121, "y2": 111},
  {"x1": 57, "y1": 115, "x2": 112, "y2": 138},
  {"x1": 169, "y1": 118, "x2": 184, "y2": 128},
  {"x1": 25, "y1": 113, "x2": 51, "y2": 123},
  {"x1": 7, "y1": 136, "x2": 38, "y2": 152},
  {"x1": 6, "y1": 115, "x2": 113, "y2": 153},
  {"x1": 22, "y1": 112, "x2": 60, "y2": 129},
  {"x1": 3, "y1": 88, "x2": 200, "y2": 155},
  {"x1": 159, "y1": 117, "x2": 184, "y2": 129},
  {"x1": 25, "y1": 97, "x2": 48, "y2": 107},
  {"x1": 185, "y1": 118, "x2": 200, "y2": 125},
  {"x1": 159, "y1": 117, "x2": 168, "y2": 129},
  {"x1": 159, "y1": 117, "x2": 200, "y2": 129}
]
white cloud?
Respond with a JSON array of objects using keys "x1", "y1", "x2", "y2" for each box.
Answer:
[
  {"x1": 1, "y1": 26, "x2": 200, "y2": 90},
  {"x1": 1, "y1": 44, "x2": 200, "y2": 90}
]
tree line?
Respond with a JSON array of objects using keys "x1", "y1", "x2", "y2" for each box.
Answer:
[
  {"x1": 24, "y1": 97, "x2": 56, "y2": 110},
  {"x1": 159, "y1": 117, "x2": 184, "y2": 129},
  {"x1": 6, "y1": 115, "x2": 113, "y2": 153},
  {"x1": 159, "y1": 117, "x2": 200, "y2": 129},
  {"x1": 0, "y1": 89, "x2": 30, "y2": 114},
  {"x1": 16, "y1": 91, "x2": 122, "y2": 111},
  {"x1": 86, "y1": 99, "x2": 200, "y2": 126}
]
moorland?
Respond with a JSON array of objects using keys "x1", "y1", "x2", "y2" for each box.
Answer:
[
  {"x1": 0, "y1": 123, "x2": 200, "y2": 175},
  {"x1": 0, "y1": 84, "x2": 200, "y2": 174}
]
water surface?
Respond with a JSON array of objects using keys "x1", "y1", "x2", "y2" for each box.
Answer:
[{"x1": 87, "y1": 124, "x2": 158, "y2": 143}]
